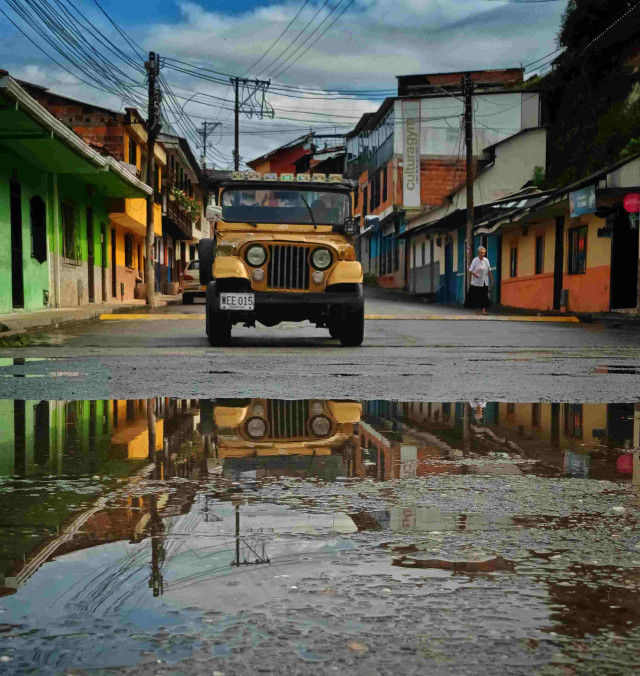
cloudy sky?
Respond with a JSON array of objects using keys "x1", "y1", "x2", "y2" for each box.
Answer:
[{"x1": 0, "y1": 0, "x2": 569, "y2": 166}]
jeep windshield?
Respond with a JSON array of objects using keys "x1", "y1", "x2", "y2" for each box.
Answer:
[{"x1": 220, "y1": 188, "x2": 350, "y2": 226}]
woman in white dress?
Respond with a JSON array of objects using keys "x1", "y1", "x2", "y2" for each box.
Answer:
[{"x1": 464, "y1": 246, "x2": 494, "y2": 314}]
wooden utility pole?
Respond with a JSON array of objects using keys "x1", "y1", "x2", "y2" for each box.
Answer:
[
  {"x1": 230, "y1": 76, "x2": 272, "y2": 171},
  {"x1": 232, "y1": 77, "x2": 240, "y2": 171},
  {"x1": 463, "y1": 73, "x2": 474, "y2": 298},
  {"x1": 145, "y1": 51, "x2": 161, "y2": 305},
  {"x1": 198, "y1": 120, "x2": 221, "y2": 174}
]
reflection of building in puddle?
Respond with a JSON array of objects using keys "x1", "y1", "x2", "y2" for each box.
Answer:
[
  {"x1": 0, "y1": 398, "x2": 207, "y2": 596},
  {"x1": 111, "y1": 399, "x2": 163, "y2": 460},
  {"x1": 0, "y1": 399, "x2": 167, "y2": 477},
  {"x1": 395, "y1": 402, "x2": 640, "y2": 482},
  {"x1": 358, "y1": 402, "x2": 466, "y2": 480},
  {"x1": 351, "y1": 506, "x2": 512, "y2": 533},
  {"x1": 208, "y1": 399, "x2": 360, "y2": 481}
]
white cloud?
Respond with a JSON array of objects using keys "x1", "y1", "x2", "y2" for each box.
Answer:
[{"x1": 1, "y1": 0, "x2": 569, "y2": 164}]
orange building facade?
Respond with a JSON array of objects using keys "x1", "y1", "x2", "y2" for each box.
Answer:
[{"x1": 483, "y1": 155, "x2": 640, "y2": 314}]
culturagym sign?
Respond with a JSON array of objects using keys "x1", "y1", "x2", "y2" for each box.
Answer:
[{"x1": 402, "y1": 100, "x2": 421, "y2": 209}]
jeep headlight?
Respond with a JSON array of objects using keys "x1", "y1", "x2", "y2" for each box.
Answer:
[
  {"x1": 246, "y1": 245, "x2": 266, "y2": 267},
  {"x1": 310, "y1": 415, "x2": 332, "y2": 437},
  {"x1": 343, "y1": 218, "x2": 359, "y2": 236},
  {"x1": 246, "y1": 417, "x2": 267, "y2": 439},
  {"x1": 311, "y1": 248, "x2": 332, "y2": 270}
]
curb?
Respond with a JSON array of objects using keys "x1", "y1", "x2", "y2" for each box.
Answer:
[
  {"x1": 0, "y1": 298, "x2": 182, "y2": 339},
  {"x1": 363, "y1": 287, "x2": 618, "y2": 323}
]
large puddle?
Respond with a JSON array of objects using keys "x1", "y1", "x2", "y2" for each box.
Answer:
[{"x1": 0, "y1": 398, "x2": 639, "y2": 674}]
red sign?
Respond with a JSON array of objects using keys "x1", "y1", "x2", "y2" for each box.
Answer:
[
  {"x1": 623, "y1": 193, "x2": 640, "y2": 213},
  {"x1": 616, "y1": 454, "x2": 633, "y2": 475}
]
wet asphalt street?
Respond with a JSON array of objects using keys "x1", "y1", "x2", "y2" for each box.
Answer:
[
  {"x1": 0, "y1": 295, "x2": 639, "y2": 675},
  {"x1": 0, "y1": 294, "x2": 639, "y2": 401}
]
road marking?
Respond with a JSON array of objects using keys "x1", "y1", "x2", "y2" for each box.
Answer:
[
  {"x1": 100, "y1": 313, "x2": 580, "y2": 323},
  {"x1": 100, "y1": 314, "x2": 204, "y2": 320},
  {"x1": 364, "y1": 314, "x2": 581, "y2": 322}
]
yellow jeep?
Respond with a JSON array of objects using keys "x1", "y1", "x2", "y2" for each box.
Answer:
[{"x1": 199, "y1": 172, "x2": 363, "y2": 346}]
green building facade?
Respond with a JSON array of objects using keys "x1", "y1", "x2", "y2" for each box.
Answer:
[{"x1": 0, "y1": 74, "x2": 150, "y2": 314}]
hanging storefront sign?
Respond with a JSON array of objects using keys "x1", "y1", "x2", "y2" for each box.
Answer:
[
  {"x1": 569, "y1": 184, "x2": 596, "y2": 218},
  {"x1": 402, "y1": 100, "x2": 421, "y2": 209},
  {"x1": 623, "y1": 192, "x2": 640, "y2": 213}
]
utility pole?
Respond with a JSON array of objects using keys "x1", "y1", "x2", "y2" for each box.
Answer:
[
  {"x1": 230, "y1": 76, "x2": 274, "y2": 172},
  {"x1": 463, "y1": 73, "x2": 474, "y2": 298},
  {"x1": 145, "y1": 51, "x2": 161, "y2": 306},
  {"x1": 232, "y1": 77, "x2": 240, "y2": 171},
  {"x1": 197, "y1": 121, "x2": 221, "y2": 174}
]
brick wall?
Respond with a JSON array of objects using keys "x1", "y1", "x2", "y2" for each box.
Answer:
[
  {"x1": 19, "y1": 85, "x2": 126, "y2": 161},
  {"x1": 420, "y1": 158, "x2": 469, "y2": 207}
]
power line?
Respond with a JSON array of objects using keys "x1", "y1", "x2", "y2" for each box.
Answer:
[
  {"x1": 271, "y1": 0, "x2": 356, "y2": 79},
  {"x1": 242, "y1": 0, "x2": 310, "y2": 76},
  {"x1": 254, "y1": 0, "x2": 332, "y2": 79},
  {"x1": 266, "y1": 0, "x2": 349, "y2": 79}
]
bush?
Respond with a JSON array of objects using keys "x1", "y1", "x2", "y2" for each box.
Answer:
[{"x1": 363, "y1": 273, "x2": 379, "y2": 287}]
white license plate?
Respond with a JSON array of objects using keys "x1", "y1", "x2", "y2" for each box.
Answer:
[{"x1": 220, "y1": 293, "x2": 255, "y2": 311}]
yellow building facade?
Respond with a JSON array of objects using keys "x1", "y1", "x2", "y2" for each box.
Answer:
[{"x1": 108, "y1": 121, "x2": 165, "y2": 301}]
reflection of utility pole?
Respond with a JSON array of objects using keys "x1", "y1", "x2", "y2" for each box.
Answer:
[
  {"x1": 147, "y1": 398, "x2": 156, "y2": 463},
  {"x1": 462, "y1": 72, "x2": 474, "y2": 300},
  {"x1": 231, "y1": 503, "x2": 270, "y2": 567},
  {"x1": 148, "y1": 494, "x2": 165, "y2": 597},
  {"x1": 463, "y1": 402, "x2": 471, "y2": 455}
]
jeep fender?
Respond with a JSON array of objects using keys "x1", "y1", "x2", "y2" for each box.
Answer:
[
  {"x1": 213, "y1": 257, "x2": 251, "y2": 281},
  {"x1": 327, "y1": 261, "x2": 363, "y2": 286}
]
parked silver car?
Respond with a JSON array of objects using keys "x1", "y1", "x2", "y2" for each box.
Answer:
[{"x1": 180, "y1": 259, "x2": 206, "y2": 304}]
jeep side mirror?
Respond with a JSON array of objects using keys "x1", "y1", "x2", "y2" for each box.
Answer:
[
  {"x1": 206, "y1": 204, "x2": 222, "y2": 221},
  {"x1": 364, "y1": 215, "x2": 379, "y2": 230}
]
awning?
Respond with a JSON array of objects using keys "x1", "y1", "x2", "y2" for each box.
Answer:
[{"x1": 0, "y1": 75, "x2": 151, "y2": 199}]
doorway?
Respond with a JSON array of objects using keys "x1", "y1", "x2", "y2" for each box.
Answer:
[
  {"x1": 101, "y1": 223, "x2": 107, "y2": 301},
  {"x1": 553, "y1": 216, "x2": 565, "y2": 310},
  {"x1": 10, "y1": 180, "x2": 24, "y2": 308},
  {"x1": 111, "y1": 228, "x2": 117, "y2": 297},
  {"x1": 611, "y1": 210, "x2": 638, "y2": 309},
  {"x1": 444, "y1": 242, "x2": 454, "y2": 303},
  {"x1": 87, "y1": 207, "x2": 95, "y2": 302}
]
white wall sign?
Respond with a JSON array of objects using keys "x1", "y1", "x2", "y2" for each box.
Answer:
[{"x1": 402, "y1": 100, "x2": 421, "y2": 208}]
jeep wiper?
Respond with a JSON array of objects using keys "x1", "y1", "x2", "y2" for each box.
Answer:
[{"x1": 299, "y1": 193, "x2": 317, "y2": 229}]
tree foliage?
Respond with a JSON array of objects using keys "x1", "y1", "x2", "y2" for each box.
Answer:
[{"x1": 543, "y1": 0, "x2": 640, "y2": 186}]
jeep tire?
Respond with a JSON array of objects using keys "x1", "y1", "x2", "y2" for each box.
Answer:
[
  {"x1": 338, "y1": 285, "x2": 364, "y2": 347},
  {"x1": 206, "y1": 281, "x2": 231, "y2": 346},
  {"x1": 198, "y1": 238, "x2": 215, "y2": 286}
]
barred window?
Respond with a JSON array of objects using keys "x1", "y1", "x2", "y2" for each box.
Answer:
[
  {"x1": 61, "y1": 202, "x2": 80, "y2": 261},
  {"x1": 509, "y1": 247, "x2": 517, "y2": 278},
  {"x1": 563, "y1": 404, "x2": 583, "y2": 439},
  {"x1": 568, "y1": 226, "x2": 587, "y2": 274},
  {"x1": 128, "y1": 138, "x2": 137, "y2": 166},
  {"x1": 124, "y1": 233, "x2": 134, "y2": 269}
]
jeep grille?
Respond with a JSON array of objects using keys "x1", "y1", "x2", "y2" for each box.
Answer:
[
  {"x1": 267, "y1": 244, "x2": 310, "y2": 290},
  {"x1": 270, "y1": 399, "x2": 308, "y2": 439}
]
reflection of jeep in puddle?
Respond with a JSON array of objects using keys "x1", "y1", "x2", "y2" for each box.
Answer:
[{"x1": 202, "y1": 399, "x2": 361, "y2": 481}]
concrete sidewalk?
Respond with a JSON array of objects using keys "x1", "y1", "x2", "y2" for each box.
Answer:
[
  {"x1": 0, "y1": 295, "x2": 181, "y2": 336},
  {"x1": 363, "y1": 286, "x2": 640, "y2": 324}
]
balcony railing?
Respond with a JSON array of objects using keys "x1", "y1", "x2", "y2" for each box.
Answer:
[
  {"x1": 369, "y1": 135, "x2": 394, "y2": 174},
  {"x1": 165, "y1": 198, "x2": 193, "y2": 239}
]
